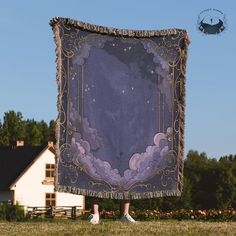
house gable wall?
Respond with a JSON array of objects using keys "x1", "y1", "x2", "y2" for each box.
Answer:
[{"x1": 11, "y1": 149, "x2": 84, "y2": 209}]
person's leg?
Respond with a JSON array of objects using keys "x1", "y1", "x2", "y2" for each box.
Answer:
[
  {"x1": 120, "y1": 200, "x2": 136, "y2": 223},
  {"x1": 122, "y1": 201, "x2": 130, "y2": 215},
  {"x1": 120, "y1": 200, "x2": 130, "y2": 215},
  {"x1": 89, "y1": 197, "x2": 100, "y2": 224},
  {"x1": 92, "y1": 202, "x2": 99, "y2": 215}
]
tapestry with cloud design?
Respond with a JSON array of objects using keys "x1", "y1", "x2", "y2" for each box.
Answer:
[{"x1": 50, "y1": 17, "x2": 190, "y2": 199}]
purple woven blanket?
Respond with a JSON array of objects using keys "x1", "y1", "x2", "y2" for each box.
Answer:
[{"x1": 50, "y1": 17, "x2": 190, "y2": 199}]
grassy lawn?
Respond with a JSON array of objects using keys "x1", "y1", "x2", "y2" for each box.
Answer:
[{"x1": 1, "y1": 220, "x2": 236, "y2": 236}]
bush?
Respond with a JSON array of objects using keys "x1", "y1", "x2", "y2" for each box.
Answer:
[
  {"x1": 0, "y1": 202, "x2": 26, "y2": 221},
  {"x1": 96, "y1": 209, "x2": 236, "y2": 222}
]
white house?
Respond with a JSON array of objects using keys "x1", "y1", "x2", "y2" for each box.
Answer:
[{"x1": 0, "y1": 141, "x2": 84, "y2": 210}]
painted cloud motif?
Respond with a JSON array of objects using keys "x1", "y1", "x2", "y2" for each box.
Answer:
[{"x1": 70, "y1": 115, "x2": 171, "y2": 190}]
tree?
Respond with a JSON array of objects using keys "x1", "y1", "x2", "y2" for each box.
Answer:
[
  {"x1": 219, "y1": 155, "x2": 236, "y2": 208},
  {"x1": 0, "y1": 111, "x2": 25, "y2": 146},
  {"x1": 24, "y1": 119, "x2": 43, "y2": 146},
  {"x1": 48, "y1": 120, "x2": 56, "y2": 142},
  {"x1": 0, "y1": 120, "x2": 4, "y2": 146},
  {"x1": 0, "y1": 110, "x2": 55, "y2": 147},
  {"x1": 37, "y1": 120, "x2": 50, "y2": 145},
  {"x1": 184, "y1": 150, "x2": 208, "y2": 209}
]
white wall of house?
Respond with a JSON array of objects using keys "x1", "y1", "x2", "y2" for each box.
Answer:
[{"x1": 10, "y1": 148, "x2": 84, "y2": 209}]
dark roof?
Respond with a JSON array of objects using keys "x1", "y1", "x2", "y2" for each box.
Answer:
[{"x1": 0, "y1": 146, "x2": 46, "y2": 190}]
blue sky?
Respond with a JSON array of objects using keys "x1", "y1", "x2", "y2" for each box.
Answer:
[{"x1": 0, "y1": 0, "x2": 235, "y2": 158}]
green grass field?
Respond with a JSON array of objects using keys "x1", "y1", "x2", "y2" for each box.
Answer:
[{"x1": 0, "y1": 220, "x2": 236, "y2": 236}]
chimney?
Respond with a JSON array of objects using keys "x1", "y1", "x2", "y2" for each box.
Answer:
[
  {"x1": 16, "y1": 140, "x2": 24, "y2": 147},
  {"x1": 48, "y1": 141, "x2": 54, "y2": 148}
]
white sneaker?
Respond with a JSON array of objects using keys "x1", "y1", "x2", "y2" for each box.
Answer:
[
  {"x1": 88, "y1": 213, "x2": 99, "y2": 224},
  {"x1": 120, "y1": 213, "x2": 136, "y2": 223}
]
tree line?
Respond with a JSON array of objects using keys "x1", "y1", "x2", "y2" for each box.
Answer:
[
  {"x1": 0, "y1": 111, "x2": 55, "y2": 146},
  {"x1": 1, "y1": 111, "x2": 236, "y2": 210}
]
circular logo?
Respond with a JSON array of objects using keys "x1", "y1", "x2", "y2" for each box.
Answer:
[{"x1": 197, "y1": 8, "x2": 226, "y2": 35}]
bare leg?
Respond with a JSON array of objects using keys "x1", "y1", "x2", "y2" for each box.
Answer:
[
  {"x1": 92, "y1": 203, "x2": 99, "y2": 215},
  {"x1": 89, "y1": 198, "x2": 100, "y2": 224},
  {"x1": 120, "y1": 200, "x2": 135, "y2": 222},
  {"x1": 121, "y1": 200, "x2": 130, "y2": 215}
]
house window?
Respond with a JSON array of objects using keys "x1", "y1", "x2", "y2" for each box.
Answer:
[
  {"x1": 45, "y1": 193, "x2": 56, "y2": 206},
  {"x1": 45, "y1": 164, "x2": 55, "y2": 179}
]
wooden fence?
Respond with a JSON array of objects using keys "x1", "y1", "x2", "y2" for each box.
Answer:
[{"x1": 26, "y1": 206, "x2": 89, "y2": 220}]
